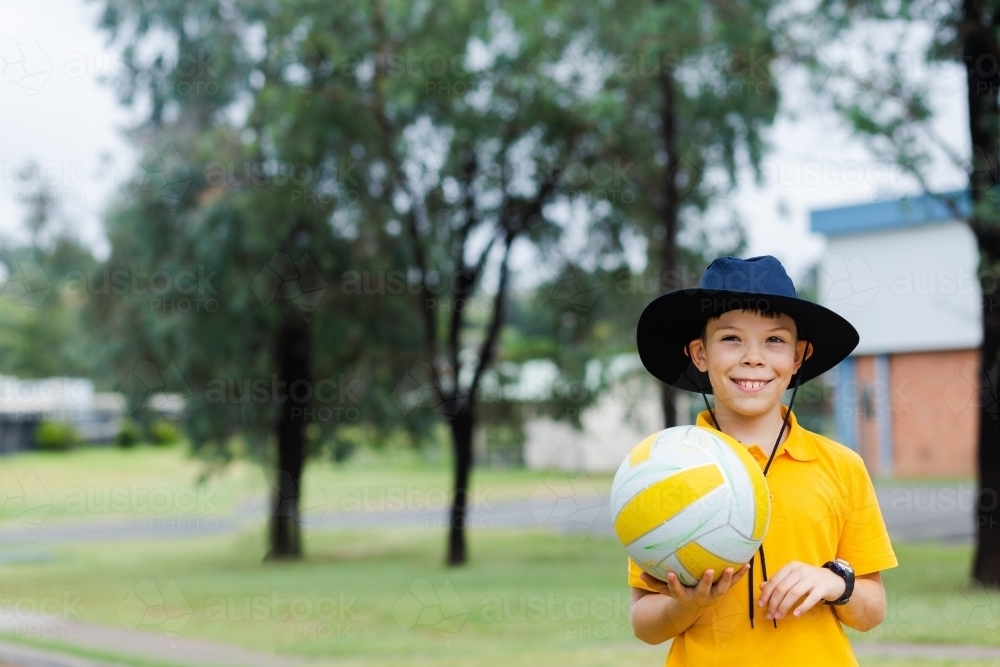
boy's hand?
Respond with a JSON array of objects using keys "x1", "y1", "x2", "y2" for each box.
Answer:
[
  {"x1": 757, "y1": 561, "x2": 847, "y2": 620},
  {"x1": 640, "y1": 564, "x2": 750, "y2": 611}
]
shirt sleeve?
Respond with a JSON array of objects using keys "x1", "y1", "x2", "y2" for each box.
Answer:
[
  {"x1": 627, "y1": 556, "x2": 658, "y2": 592},
  {"x1": 836, "y1": 458, "x2": 898, "y2": 576}
]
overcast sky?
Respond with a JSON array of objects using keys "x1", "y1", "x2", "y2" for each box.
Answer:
[{"x1": 1, "y1": 1, "x2": 969, "y2": 287}]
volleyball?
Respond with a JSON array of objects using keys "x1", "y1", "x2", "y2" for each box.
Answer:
[{"x1": 610, "y1": 425, "x2": 771, "y2": 586}]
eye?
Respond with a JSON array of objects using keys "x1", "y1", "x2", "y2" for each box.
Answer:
[
  {"x1": 721, "y1": 335, "x2": 738, "y2": 341},
  {"x1": 768, "y1": 336, "x2": 785, "y2": 343}
]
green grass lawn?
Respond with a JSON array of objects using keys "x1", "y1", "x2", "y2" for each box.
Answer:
[
  {"x1": 0, "y1": 526, "x2": 996, "y2": 667},
  {"x1": 0, "y1": 445, "x2": 996, "y2": 666}
]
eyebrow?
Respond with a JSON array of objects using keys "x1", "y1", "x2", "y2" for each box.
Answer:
[{"x1": 715, "y1": 325, "x2": 792, "y2": 333}]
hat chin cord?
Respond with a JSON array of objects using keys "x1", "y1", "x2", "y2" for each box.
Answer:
[{"x1": 689, "y1": 354, "x2": 805, "y2": 629}]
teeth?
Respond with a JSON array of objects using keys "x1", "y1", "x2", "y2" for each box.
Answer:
[{"x1": 736, "y1": 379, "x2": 768, "y2": 389}]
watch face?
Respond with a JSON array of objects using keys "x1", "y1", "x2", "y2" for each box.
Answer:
[{"x1": 834, "y1": 558, "x2": 854, "y2": 574}]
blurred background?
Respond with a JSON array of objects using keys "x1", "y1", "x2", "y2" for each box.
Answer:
[{"x1": 0, "y1": 0, "x2": 996, "y2": 665}]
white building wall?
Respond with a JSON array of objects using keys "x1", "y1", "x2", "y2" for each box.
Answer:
[
  {"x1": 522, "y1": 376, "x2": 691, "y2": 473},
  {"x1": 817, "y1": 220, "x2": 983, "y2": 355}
]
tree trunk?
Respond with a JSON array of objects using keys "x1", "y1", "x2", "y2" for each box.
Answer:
[
  {"x1": 973, "y1": 292, "x2": 1000, "y2": 584},
  {"x1": 961, "y1": 0, "x2": 1000, "y2": 585},
  {"x1": 267, "y1": 313, "x2": 311, "y2": 560},
  {"x1": 659, "y1": 64, "x2": 681, "y2": 429},
  {"x1": 446, "y1": 402, "x2": 474, "y2": 566}
]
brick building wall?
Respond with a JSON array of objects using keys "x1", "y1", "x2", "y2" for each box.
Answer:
[
  {"x1": 837, "y1": 348, "x2": 979, "y2": 478},
  {"x1": 889, "y1": 348, "x2": 979, "y2": 478}
]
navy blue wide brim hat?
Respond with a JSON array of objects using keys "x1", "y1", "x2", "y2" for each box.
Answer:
[{"x1": 637, "y1": 255, "x2": 860, "y2": 394}]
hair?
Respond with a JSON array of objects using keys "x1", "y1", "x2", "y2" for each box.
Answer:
[{"x1": 698, "y1": 307, "x2": 803, "y2": 346}]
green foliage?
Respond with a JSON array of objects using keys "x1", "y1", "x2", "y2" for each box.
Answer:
[
  {"x1": 0, "y1": 240, "x2": 110, "y2": 385},
  {"x1": 34, "y1": 420, "x2": 79, "y2": 452},
  {"x1": 88, "y1": 0, "x2": 790, "y2": 562},
  {"x1": 115, "y1": 418, "x2": 142, "y2": 448},
  {"x1": 148, "y1": 419, "x2": 181, "y2": 445}
]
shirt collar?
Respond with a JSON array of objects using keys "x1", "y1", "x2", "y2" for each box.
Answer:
[{"x1": 694, "y1": 403, "x2": 818, "y2": 462}]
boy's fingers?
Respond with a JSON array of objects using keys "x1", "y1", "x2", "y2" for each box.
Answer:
[
  {"x1": 713, "y1": 567, "x2": 735, "y2": 595},
  {"x1": 765, "y1": 586, "x2": 790, "y2": 617},
  {"x1": 695, "y1": 570, "x2": 714, "y2": 599},
  {"x1": 664, "y1": 573, "x2": 683, "y2": 598},
  {"x1": 776, "y1": 583, "x2": 812, "y2": 618},
  {"x1": 759, "y1": 566, "x2": 793, "y2": 594},
  {"x1": 758, "y1": 571, "x2": 789, "y2": 608},
  {"x1": 793, "y1": 590, "x2": 824, "y2": 617}
]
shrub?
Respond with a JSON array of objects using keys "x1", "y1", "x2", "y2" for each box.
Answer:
[
  {"x1": 34, "y1": 420, "x2": 79, "y2": 452},
  {"x1": 116, "y1": 418, "x2": 142, "y2": 448},
  {"x1": 148, "y1": 419, "x2": 180, "y2": 445}
]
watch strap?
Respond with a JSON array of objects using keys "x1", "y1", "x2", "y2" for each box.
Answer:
[{"x1": 820, "y1": 559, "x2": 854, "y2": 605}]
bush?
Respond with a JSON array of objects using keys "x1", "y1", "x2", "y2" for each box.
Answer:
[
  {"x1": 116, "y1": 418, "x2": 142, "y2": 448},
  {"x1": 34, "y1": 420, "x2": 79, "y2": 452},
  {"x1": 148, "y1": 419, "x2": 180, "y2": 445}
]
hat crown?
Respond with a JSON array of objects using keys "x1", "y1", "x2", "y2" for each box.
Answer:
[{"x1": 699, "y1": 255, "x2": 797, "y2": 298}]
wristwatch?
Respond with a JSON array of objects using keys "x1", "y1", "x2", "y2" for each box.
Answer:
[{"x1": 820, "y1": 558, "x2": 855, "y2": 606}]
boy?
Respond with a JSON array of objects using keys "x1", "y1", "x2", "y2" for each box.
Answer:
[{"x1": 628, "y1": 255, "x2": 897, "y2": 666}]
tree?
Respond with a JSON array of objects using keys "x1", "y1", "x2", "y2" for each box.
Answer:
[
  {"x1": 0, "y1": 163, "x2": 105, "y2": 383},
  {"x1": 803, "y1": 0, "x2": 1000, "y2": 583},
  {"x1": 93, "y1": 0, "x2": 426, "y2": 559},
  {"x1": 587, "y1": 0, "x2": 781, "y2": 428},
  {"x1": 286, "y1": 0, "x2": 611, "y2": 565}
]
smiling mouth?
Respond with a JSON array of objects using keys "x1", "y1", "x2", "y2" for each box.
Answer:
[{"x1": 731, "y1": 378, "x2": 773, "y2": 391}]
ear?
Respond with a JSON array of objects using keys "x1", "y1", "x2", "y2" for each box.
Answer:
[
  {"x1": 686, "y1": 339, "x2": 708, "y2": 372},
  {"x1": 795, "y1": 340, "x2": 813, "y2": 371}
]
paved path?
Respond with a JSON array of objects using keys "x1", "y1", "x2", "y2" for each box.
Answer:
[
  {"x1": 307, "y1": 481, "x2": 981, "y2": 542},
  {"x1": 0, "y1": 616, "x2": 306, "y2": 667},
  {"x1": 0, "y1": 482, "x2": 979, "y2": 546},
  {"x1": 0, "y1": 639, "x2": 130, "y2": 667},
  {"x1": 852, "y1": 641, "x2": 1000, "y2": 660}
]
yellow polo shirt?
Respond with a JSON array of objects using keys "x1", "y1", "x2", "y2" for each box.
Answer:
[{"x1": 627, "y1": 404, "x2": 897, "y2": 667}]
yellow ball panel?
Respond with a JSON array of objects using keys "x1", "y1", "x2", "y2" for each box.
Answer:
[
  {"x1": 675, "y1": 541, "x2": 744, "y2": 584},
  {"x1": 613, "y1": 463, "x2": 723, "y2": 545},
  {"x1": 628, "y1": 432, "x2": 658, "y2": 467}
]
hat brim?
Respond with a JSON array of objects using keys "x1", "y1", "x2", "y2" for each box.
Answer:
[{"x1": 636, "y1": 289, "x2": 859, "y2": 394}]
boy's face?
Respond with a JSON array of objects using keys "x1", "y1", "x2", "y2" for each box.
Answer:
[{"x1": 684, "y1": 309, "x2": 813, "y2": 418}]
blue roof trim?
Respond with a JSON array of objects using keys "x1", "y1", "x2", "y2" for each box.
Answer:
[{"x1": 810, "y1": 189, "x2": 972, "y2": 236}]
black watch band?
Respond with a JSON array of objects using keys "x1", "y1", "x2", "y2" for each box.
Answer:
[{"x1": 820, "y1": 558, "x2": 855, "y2": 605}]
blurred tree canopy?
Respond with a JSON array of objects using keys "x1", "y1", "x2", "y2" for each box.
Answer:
[{"x1": 0, "y1": 0, "x2": 818, "y2": 565}]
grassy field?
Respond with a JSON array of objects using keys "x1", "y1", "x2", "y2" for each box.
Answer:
[
  {"x1": 0, "y1": 525, "x2": 998, "y2": 667},
  {"x1": 0, "y1": 445, "x2": 996, "y2": 666},
  {"x1": 0, "y1": 442, "x2": 607, "y2": 528}
]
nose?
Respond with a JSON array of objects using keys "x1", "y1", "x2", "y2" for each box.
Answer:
[{"x1": 740, "y1": 338, "x2": 766, "y2": 367}]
